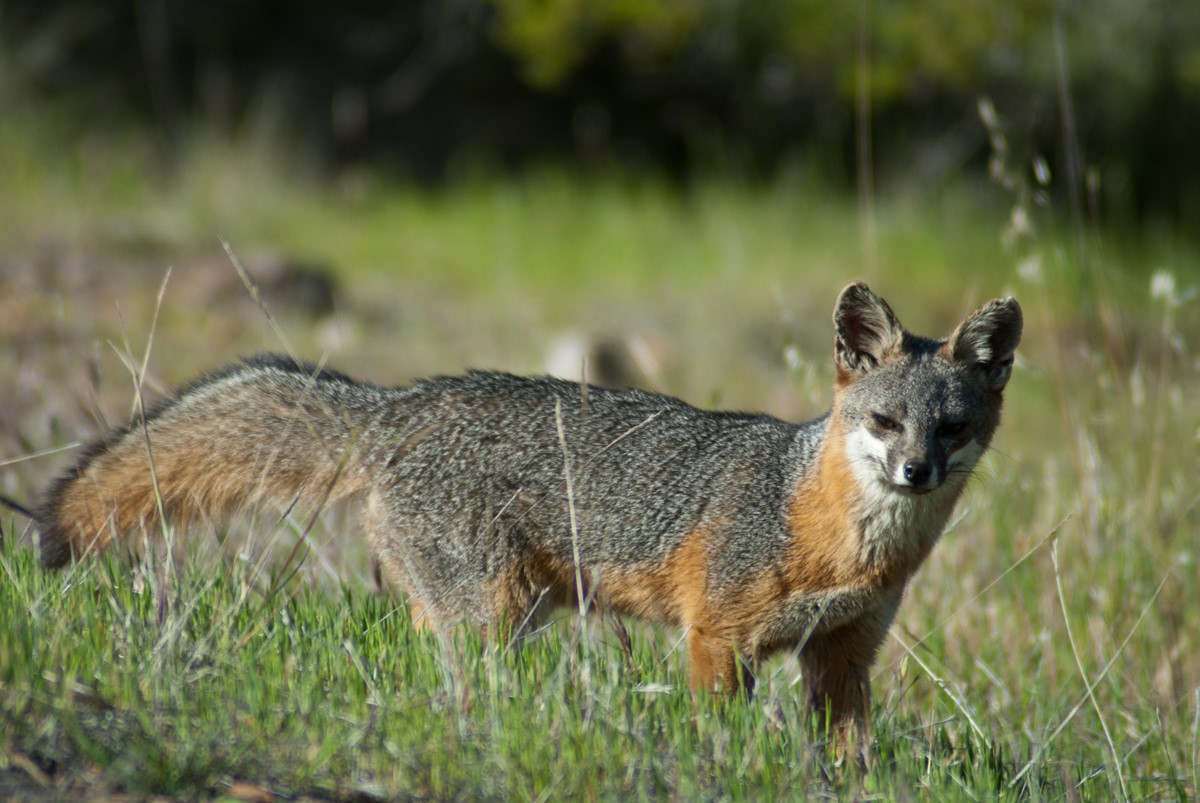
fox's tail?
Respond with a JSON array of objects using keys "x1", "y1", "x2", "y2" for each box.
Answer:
[{"x1": 36, "y1": 354, "x2": 376, "y2": 568}]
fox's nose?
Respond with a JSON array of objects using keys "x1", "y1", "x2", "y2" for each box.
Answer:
[{"x1": 903, "y1": 460, "x2": 932, "y2": 486}]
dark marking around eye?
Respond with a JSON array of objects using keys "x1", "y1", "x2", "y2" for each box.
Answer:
[
  {"x1": 938, "y1": 420, "x2": 967, "y2": 438},
  {"x1": 871, "y1": 413, "x2": 902, "y2": 433}
]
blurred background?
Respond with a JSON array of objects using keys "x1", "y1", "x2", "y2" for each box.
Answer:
[
  {"x1": 3, "y1": 0, "x2": 1199, "y2": 217},
  {"x1": 1, "y1": 0, "x2": 1196, "y2": 372}
]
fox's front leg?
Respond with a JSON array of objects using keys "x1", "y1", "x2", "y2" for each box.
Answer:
[
  {"x1": 687, "y1": 627, "x2": 755, "y2": 695},
  {"x1": 802, "y1": 638, "x2": 871, "y2": 768},
  {"x1": 800, "y1": 620, "x2": 893, "y2": 769}
]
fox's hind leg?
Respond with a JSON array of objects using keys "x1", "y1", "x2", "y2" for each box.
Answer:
[
  {"x1": 361, "y1": 508, "x2": 447, "y2": 632},
  {"x1": 404, "y1": 597, "x2": 437, "y2": 633},
  {"x1": 486, "y1": 556, "x2": 574, "y2": 643},
  {"x1": 375, "y1": 556, "x2": 443, "y2": 633}
]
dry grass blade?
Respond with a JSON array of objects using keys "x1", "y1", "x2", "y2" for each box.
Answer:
[
  {"x1": 1192, "y1": 689, "x2": 1199, "y2": 799},
  {"x1": 1009, "y1": 571, "x2": 1169, "y2": 790},
  {"x1": 1050, "y1": 539, "x2": 1129, "y2": 801},
  {"x1": 890, "y1": 629, "x2": 989, "y2": 747},
  {"x1": 0, "y1": 443, "x2": 83, "y2": 468},
  {"x1": 221, "y1": 237, "x2": 297, "y2": 358},
  {"x1": 110, "y1": 268, "x2": 176, "y2": 592},
  {"x1": 554, "y1": 397, "x2": 587, "y2": 619},
  {"x1": 878, "y1": 513, "x2": 1073, "y2": 679}
]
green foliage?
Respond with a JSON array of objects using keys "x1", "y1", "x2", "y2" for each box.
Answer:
[
  {"x1": 4, "y1": 0, "x2": 1199, "y2": 219},
  {"x1": 484, "y1": 0, "x2": 1076, "y2": 102},
  {"x1": 491, "y1": 0, "x2": 699, "y2": 87},
  {"x1": 487, "y1": 0, "x2": 1195, "y2": 117}
]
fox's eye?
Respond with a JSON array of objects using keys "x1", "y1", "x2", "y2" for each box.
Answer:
[
  {"x1": 871, "y1": 413, "x2": 902, "y2": 432},
  {"x1": 938, "y1": 421, "x2": 967, "y2": 438}
]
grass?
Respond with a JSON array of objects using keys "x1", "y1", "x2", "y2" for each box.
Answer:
[
  {"x1": 1, "y1": 116, "x2": 1199, "y2": 799},
  {"x1": 0, "y1": 533, "x2": 1052, "y2": 799}
]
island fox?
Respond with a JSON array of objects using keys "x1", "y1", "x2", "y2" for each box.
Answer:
[{"x1": 31, "y1": 282, "x2": 1021, "y2": 762}]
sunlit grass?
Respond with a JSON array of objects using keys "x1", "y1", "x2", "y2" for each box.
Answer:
[{"x1": 1, "y1": 114, "x2": 1198, "y2": 799}]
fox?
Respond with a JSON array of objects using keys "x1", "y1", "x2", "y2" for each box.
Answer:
[{"x1": 25, "y1": 282, "x2": 1020, "y2": 764}]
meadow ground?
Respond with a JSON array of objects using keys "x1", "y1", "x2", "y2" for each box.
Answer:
[{"x1": 0, "y1": 126, "x2": 1198, "y2": 799}]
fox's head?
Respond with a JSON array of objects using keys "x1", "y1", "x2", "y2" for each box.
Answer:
[{"x1": 830, "y1": 282, "x2": 1022, "y2": 497}]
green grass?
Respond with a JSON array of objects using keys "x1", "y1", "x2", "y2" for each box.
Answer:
[
  {"x1": 1, "y1": 117, "x2": 1199, "y2": 799},
  {"x1": 0, "y1": 536, "x2": 1053, "y2": 799}
]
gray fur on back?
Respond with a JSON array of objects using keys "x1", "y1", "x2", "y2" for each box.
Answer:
[{"x1": 346, "y1": 370, "x2": 826, "y2": 602}]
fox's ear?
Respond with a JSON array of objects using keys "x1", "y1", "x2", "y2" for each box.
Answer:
[
  {"x1": 947, "y1": 297, "x2": 1023, "y2": 390},
  {"x1": 833, "y1": 282, "x2": 904, "y2": 378}
]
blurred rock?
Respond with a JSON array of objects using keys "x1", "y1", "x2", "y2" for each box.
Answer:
[
  {"x1": 544, "y1": 331, "x2": 669, "y2": 390},
  {"x1": 182, "y1": 253, "x2": 339, "y2": 319}
]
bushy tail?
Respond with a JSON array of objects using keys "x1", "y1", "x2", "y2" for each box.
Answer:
[{"x1": 37, "y1": 354, "x2": 378, "y2": 568}]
